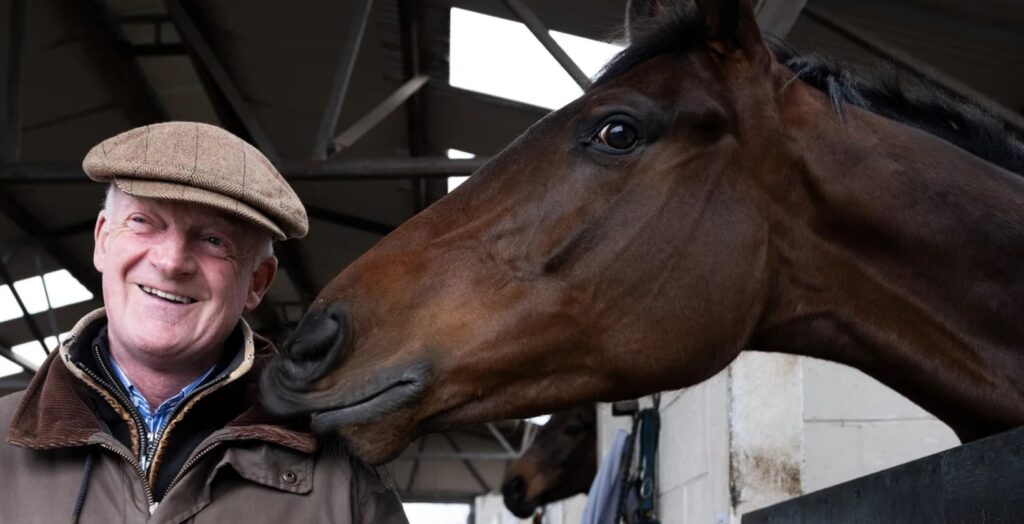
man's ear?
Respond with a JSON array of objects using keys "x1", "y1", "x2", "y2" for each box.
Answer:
[
  {"x1": 93, "y1": 210, "x2": 108, "y2": 273},
  {"x1": 244, "y1": 255, "x2": 278, "y2": 312}
]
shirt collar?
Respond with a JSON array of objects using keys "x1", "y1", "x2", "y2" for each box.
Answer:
[{"x1": 104, "y1": 349, "x2": 218, "y2": 434}]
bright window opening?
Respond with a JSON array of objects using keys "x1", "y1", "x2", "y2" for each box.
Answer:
[
  {"x1": 449, "y1": 8, "x2": 623, "y2": 110},
  {"x1": 403, "y1": 502, "x2": 471, "y2": 524},
  {"x1": 447, "y1": 148, "x2": 476, "y2": 193},
  {"x1": 0, "y1": 270, "x2": 93, "y2": 323},
  {"x1": 0, "y1": 332, "x2": 68, "y2": 379},
  {"x1": 528, "y1": 414, "x2": 551, "y2": 426}
]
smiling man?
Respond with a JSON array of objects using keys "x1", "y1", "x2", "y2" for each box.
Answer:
[{"x1": 0, "y1": 122, "x2": 407, "y2": 523}]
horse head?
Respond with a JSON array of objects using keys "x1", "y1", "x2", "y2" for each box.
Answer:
[
  {"x1": 502, "y1": 406, "x2": 597, "y2": 518},
  {"x1": 261, "y1": 0, "x2": 1024, "y2": 464},
  {"x1": 261, "y1": 0, "x2": 784, "y2": 464}
]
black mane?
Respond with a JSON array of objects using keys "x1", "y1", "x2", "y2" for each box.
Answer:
[{"x1": 592, "y1": 9, "x2": 1024, "y2": 176}]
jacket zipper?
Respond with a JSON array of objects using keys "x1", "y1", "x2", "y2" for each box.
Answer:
[
  {"x1": 77, "y1": 357, "x2": 160, "y2": 513},
  {"x1": 97, "y1": 441, "x2": 158, "y2": 513},
  {"x1": 79, "y1": 347, "x2": 149, "y2": 461},
  {"x1": 161, "y1": 440, "x2": 223, "y2": 499},
  {"x1": 145, "y1": 370, "x2": 230, "y2": 485}
]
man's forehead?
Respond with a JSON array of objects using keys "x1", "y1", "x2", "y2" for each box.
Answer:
[{"x1": 117, "y1": 191, "x2": 255, "y2": 233}]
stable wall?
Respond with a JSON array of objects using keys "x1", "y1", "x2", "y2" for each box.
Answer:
[
  {"x1": 474, "y1": 493, "x2": 585, "y2": 524},
  {"x1": 596, "y1": 352, "x2": 960, "y2": 523}
]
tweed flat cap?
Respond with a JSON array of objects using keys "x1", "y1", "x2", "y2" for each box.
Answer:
[{"x1": 83, "y1": 122, "x2": 307, "y2": 240}]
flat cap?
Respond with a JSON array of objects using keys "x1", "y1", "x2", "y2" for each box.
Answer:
[{"x1": 83, "y1": 122, "x2": 307, "y2": 240}]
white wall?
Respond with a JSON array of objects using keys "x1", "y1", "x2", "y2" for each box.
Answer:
[
  {"x1": 595, "y1": 352, "x2": 960, "y2": 523},
  {"x1": 474, "y1": 493, "x2": 586, "y2": 524},
  {"x1": 800, "y1": 357, "x2": 959, "y2": 492}
]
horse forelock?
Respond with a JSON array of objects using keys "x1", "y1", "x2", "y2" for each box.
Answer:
[
  {"x1": 592, "y1": 3, "x2": 706, "y2": 88},
  {"x1": 593, "y1": 8, "x2": 1024, "y2": 177}
]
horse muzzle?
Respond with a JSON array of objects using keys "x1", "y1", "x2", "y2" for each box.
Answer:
[
  {"x1": 260, "y1": 302, "x2": 350, "y2": 414},
  {"x1": 502, "y1": 475, "x2": 538, "y2": 518}
]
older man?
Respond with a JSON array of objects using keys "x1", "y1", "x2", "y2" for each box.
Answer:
[{"x1": 0, "y1": 122, "x2": 407, "y2": 522}]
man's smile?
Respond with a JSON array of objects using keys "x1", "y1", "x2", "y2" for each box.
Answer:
[{"x1": 138, "y1": 284, "x2": 197, "y2": 305}]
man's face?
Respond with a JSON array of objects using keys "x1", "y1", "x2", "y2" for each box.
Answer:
[{"x1": 93, "y1": 189, "x2": 277, "y2": 369}]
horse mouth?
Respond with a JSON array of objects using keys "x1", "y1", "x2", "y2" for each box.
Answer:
[{"x1": 310, "y1": 378, "x2": 424, "y2": 432}]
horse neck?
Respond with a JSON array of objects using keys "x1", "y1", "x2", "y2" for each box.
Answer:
[{"x1": 751, "y1": 93, "x2": 1024, "y2": 441}]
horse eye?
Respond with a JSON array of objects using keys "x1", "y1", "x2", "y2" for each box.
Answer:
[
  {"x1": 565, "y1": 423, "x2": 583, "y2": 436},
  {"x1": 594, "y1": 121, "x2": 639, "y2": 151}
]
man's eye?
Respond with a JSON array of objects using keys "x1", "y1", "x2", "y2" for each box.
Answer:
[{"x1": 205, "y1": 236, "x2": 225, "y2": 247}]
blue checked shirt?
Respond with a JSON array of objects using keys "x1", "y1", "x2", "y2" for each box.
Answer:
[{"x1": 106, "y1": 354, "x2": 217, "y2": 471}]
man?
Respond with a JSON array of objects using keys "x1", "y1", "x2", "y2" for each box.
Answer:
[{"x1": 0, "y1": 122, "x2": 408, "y2": 522}]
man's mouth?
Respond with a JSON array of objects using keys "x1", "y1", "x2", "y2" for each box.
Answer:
[{"x1": 138, "y1": 284, "x2": 196, "y2": 305}]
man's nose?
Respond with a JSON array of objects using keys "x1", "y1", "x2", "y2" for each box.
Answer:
[{"x1": 149, "y1": 234, "x2": 198, "y2": 276}]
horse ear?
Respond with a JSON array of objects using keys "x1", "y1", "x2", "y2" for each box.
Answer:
[
  {"x1": 624, "y1": 0, "x2": 673, "y2": 41},
  {"x1": 695, "y1": 0, "x2": 770, "y2": 65}
]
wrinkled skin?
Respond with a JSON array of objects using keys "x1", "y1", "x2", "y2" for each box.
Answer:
[
  {"x1": 262, "y1": 0, "x2": 1024, "y2": 465},
  {"x1": 502, "y1": 406, "x2": 597, "y2": 518}
]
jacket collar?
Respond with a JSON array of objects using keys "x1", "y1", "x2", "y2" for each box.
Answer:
[{"x1": 6, "y1": 308, "x2": 315, "y2": 454}]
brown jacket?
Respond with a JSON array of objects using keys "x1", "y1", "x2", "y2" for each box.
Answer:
[{"x1": 0, "y1": 309, "x2": 408, "y2": 523}]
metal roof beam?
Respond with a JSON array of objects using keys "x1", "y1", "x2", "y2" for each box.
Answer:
[
  {"x1": 0, "y1": 300, "x2": 97, "y2": 347},
  {"x1": 0, "y1": 191, "x2": 102, "y2": 295},
  {"x1": 398, "y1": 451, "x2": 517, "y2": 461},
  {"x1": 329, "y1": 75, "x2": 430, "y2": 154},
  {"x1": 276, "y1": 241, "x2": 319, "y2": 307},
  {"x1": 398, "y1": 0, "x2": 428, "y2": 157},
  {"x1": 0, "y1": 372, "x2": 33, "y2": 392},
  {"x1": 281, "y1": 158, "x2": 486, "y2": 180},
  {"x1": 0, "y1": 347, "x2": 37, "y2": 374},
  {"x1": 397, "y1": 0, "x2": 444, "y2": 211},
  {"x1": 311, "y1": 0, "x2": 375, "y2": 160},
  {"x1": 485, "y1": 423, "x2": 520, "y2": 457},
  {"x1": 441, "y1": 432, "x2": 492, "y2": 491},
  {"x1": 305, "y1": 205, "x2": 395, "y2": 236},
  {"x1": 164, "y1": 0, "x2": 279, "y2": 157},
  {"x1": 404, "y1": 436, "x2": 430, "y2": 493},
  {"x1": 83, "y1": 0, "x2": 169, "y2": 123},
  {"x1": 4, "y1": 0, "x2": 26, "y2": 164},
  {"x1": 0, "y1": 259, "x2": 52, "y2": 357},
  {"x1": 501, "y1": 0, "x2": 589, "y2": 88},
  {"x1": 0, "y1": 158, "x2": 487, "y2": 183}
]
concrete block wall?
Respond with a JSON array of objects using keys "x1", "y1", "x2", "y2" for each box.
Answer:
[{"x1": 800, "y1": 357, "x2": 958, "y2": 492}]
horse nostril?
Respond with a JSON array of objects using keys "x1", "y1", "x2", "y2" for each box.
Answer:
[
  {"x1": 288, "y1": 311, "x2": 339, "y2": 361},
  {"x1": 280, "y1": 303, "x2": 349, "y2": 381},
  {"x1": 502, "y1": 475, "x2": 535, "y2": 518},
  {"x1": 502, "y1": 475, "x2": 525, "y2": 502}
]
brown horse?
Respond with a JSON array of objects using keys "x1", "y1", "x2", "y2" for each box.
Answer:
[
  {"x1": 501, "y1": 406, "x2": 597, "y2": 518},
  {"x1": 261, "y1": 0, "x2": 1024, "y2": 466}
]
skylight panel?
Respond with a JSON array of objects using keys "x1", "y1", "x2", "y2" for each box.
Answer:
[
  {"x1": 11, "y1": 334, "x2": 64, "y2": 364},
  {"x1": 44, "y1": 270, "x2": 94, "y2": 308},
  {"x1": 0, "y1": 332, "x2": 66, "y2": 378},
  {"x1": 0, "y1": 359, "x2": 20, "y2": 379},
  {"x1": 528, "y1": 414, "x2": 551, "y2": 425},
  {"x1": 0, "y1": 270, "x2": 93, "y2": 323},
  {"x1": 449, "y1": 8, "x2": 623, "y2": 110}
]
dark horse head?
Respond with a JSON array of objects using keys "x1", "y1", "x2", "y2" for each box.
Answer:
[
  {"x1": 262, "y1": 0, "x2": 1024, "y2": 465},
  {"x1": 501, "y1": 406, "x2": 597, "y2": 518}
]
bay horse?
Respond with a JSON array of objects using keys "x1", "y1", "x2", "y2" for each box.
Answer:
[
  {"x1": 261, "y1": 0, "x2": 1024, "y2": 466},
  {"x1": 501, "y1": 406, "x2": 597, "y2": 518}
]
